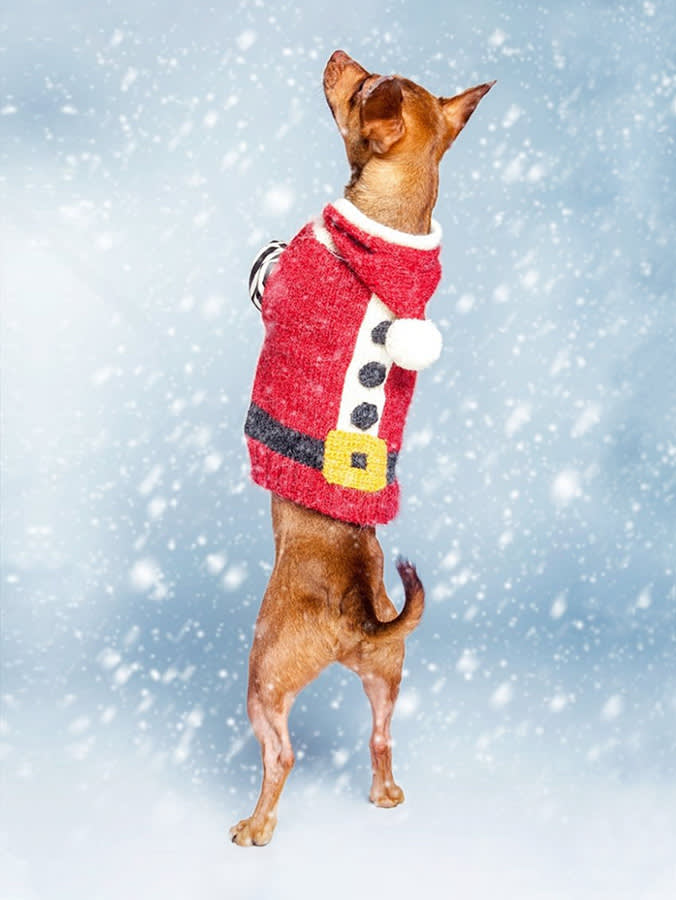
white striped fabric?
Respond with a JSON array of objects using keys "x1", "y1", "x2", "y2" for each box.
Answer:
[{"x1": 248, "y1": 240, "x2": 287, "y2": 311}]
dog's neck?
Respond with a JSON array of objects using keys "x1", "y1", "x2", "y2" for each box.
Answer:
[{"x1": 344, "y1": 155, "x2": 439, "y2": 236}]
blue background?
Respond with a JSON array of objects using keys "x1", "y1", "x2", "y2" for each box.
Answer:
[{"x1": 2, "y1": 1, "x2": 675, "y2": 897}]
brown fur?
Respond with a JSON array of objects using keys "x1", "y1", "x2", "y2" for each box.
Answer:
[{"x1": 230, "y1": 50, "x2": 493, "y2": 847}]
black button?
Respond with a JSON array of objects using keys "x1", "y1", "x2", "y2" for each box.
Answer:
[
  {"x1": 351, "y1": 403, "x2": 379, "y2": 430},
  {"x1": 358, "y1": 361, "x2": 387, "y2": 388},
  {"x1": 350, "y1": 452, "x2": 368, "y2": 470},
  {"x1": 371, "y1": 321, "x2": 391, "y2": 345}
]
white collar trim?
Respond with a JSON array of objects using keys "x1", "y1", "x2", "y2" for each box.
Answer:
[
  {"x1": 313, "y1": 221, "x2": 339, "y2": 255},
  {"x1": 332, "y1": 197, "x2": 442, "y2": 250}
]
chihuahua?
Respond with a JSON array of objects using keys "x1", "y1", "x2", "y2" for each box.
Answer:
[{"x1": 231, "y1": 50, "x2": 493, "y2": 846}]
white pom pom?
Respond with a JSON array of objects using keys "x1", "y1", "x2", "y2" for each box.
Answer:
[{"x1": 384, "y1": 318, "x2": 443, "y2": 371}]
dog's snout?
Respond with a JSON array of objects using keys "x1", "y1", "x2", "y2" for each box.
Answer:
[{"x1": 324, "y1": 49, "x2": 351, "y2": 88}]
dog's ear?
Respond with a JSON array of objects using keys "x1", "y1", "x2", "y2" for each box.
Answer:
[
  {"x1": 361, "y1": 76, "x2": 405, "y2": 154},
  {"x1": 440, "y1": 81, "x2": 495, "y2": 147}
]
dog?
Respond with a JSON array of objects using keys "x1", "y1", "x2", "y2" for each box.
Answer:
[{"x1": 231, "y1": 50, "x2": 494, "y2": 846}]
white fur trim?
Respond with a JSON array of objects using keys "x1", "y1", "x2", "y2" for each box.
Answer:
[
  {"x1": 332, "y1": 198, "x2": 442, "y2": 250},
  {"x1": 312, "y1": 221, "x2": 339, "y2": 255},
  {"x1": 385, "y1": 318, "x2": 443, "y2": 371}
]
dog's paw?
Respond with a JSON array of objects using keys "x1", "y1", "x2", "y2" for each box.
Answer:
[
  {"x1": 230, "y1": 816, "x2": 276, "y2": 847},
  {"x1": 370, "y1": 781, "x2": 405, "y2": 808}
]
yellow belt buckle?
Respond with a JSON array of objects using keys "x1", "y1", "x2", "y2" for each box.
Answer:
[{"x1": 323, "y1": 429, "x2": 388, "y2": 492}]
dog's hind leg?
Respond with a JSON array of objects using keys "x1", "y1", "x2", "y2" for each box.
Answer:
[
  {"x1": 343, "y1": 635, "x2": 407, "y2": 808},
  {"x1": 230, "y1": 576, "x2": 330, "y2": 847},
  {"x1": 229, "y1": 684, "x2": 296, "y2": 846},
  {"x1": 361, "y1": 662, "x2": 406, "y2": 807}
]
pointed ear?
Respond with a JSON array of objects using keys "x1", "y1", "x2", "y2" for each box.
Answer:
[
  {"x1": 440, "y1": 81, "x2": 495, "y2": 146},
  {"x1": 360, "y1": 76, "x2": 405, "y2": 154}
]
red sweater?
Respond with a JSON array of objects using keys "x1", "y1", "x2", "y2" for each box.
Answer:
[{"x1": 245, "y1": 198, "x2": 442, "y2": 526}]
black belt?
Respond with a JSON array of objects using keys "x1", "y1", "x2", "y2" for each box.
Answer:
[{"x1": 245, "y1": 403, "x2": 397, "y2": 487}]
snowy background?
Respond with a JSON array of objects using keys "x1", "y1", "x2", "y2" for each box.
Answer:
[{"x1": 2, "y1": 0, "x2": 676, "y2": 897}]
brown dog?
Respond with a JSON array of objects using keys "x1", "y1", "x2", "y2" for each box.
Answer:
[{"x1": 231, "y1": 50, "x2": 493, "y2": 847}]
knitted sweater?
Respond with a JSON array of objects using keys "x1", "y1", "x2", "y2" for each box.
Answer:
[{"x1": 245, "y1": 198, "x2": 443, "y2": 526}]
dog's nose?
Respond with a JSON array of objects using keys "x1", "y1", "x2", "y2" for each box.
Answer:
[{"x1": 328, "y1": 49, "x2": 353, "y2": 67}]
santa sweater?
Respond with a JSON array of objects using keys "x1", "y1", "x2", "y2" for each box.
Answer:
[{"x1": 245, "y1": 198, "x2": 443, "y2": 526}]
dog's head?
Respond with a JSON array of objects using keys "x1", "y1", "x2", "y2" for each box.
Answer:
[{"x1": 323, "y1": 50, "x2": 494, "y2": 173}]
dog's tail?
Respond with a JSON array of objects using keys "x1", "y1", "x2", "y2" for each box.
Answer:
[{"x1": 363, "y1": 558, "x2": 424, "y2": 643}]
